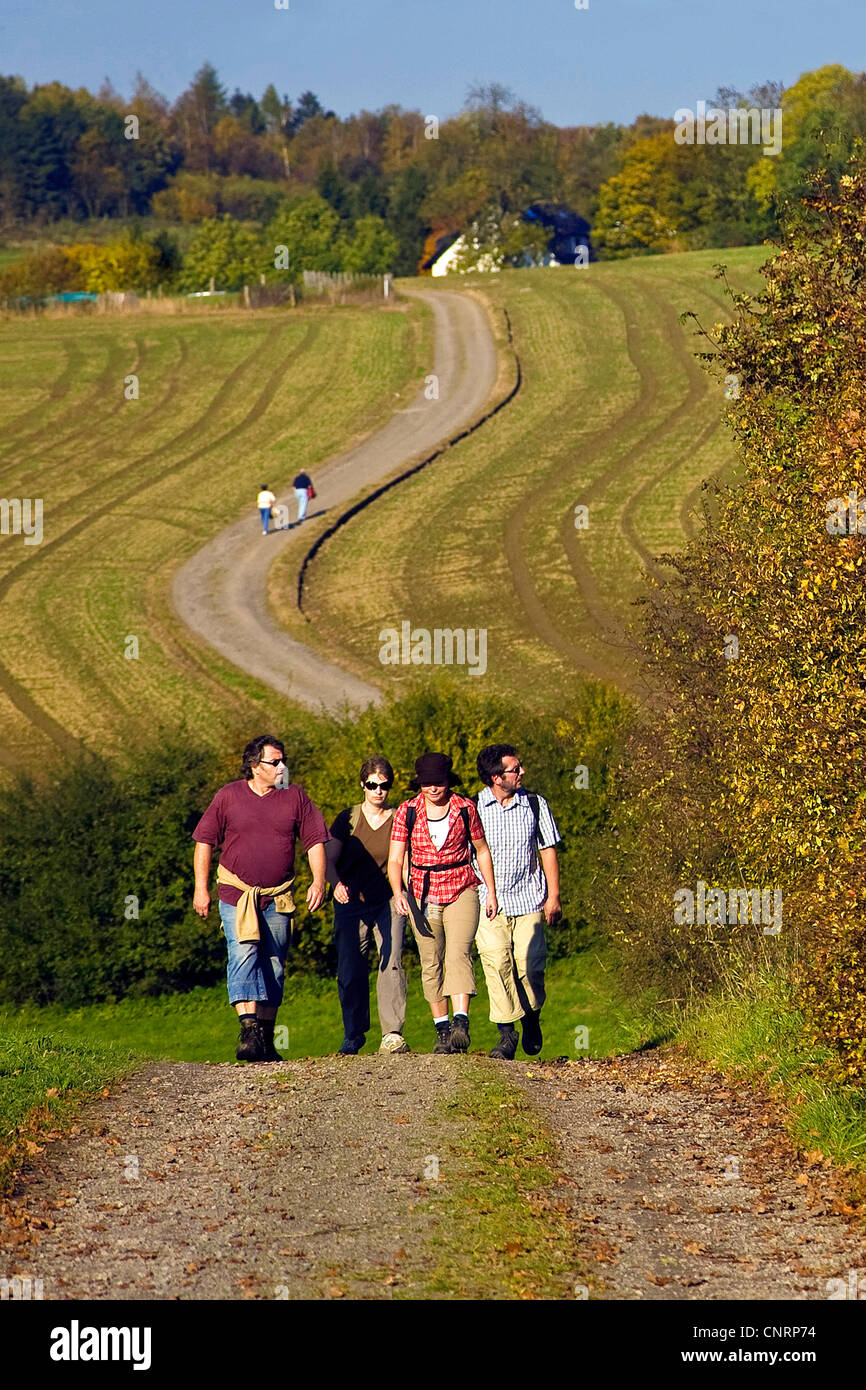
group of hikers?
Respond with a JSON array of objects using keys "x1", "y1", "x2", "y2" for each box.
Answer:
[{"x1": 192, "y1": 736, "x2": 561, "y2": 1062}]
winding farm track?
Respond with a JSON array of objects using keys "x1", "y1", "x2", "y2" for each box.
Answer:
[
  {"x1": 0, "y1": 269, "x2": 740, "y2": 769},
  {"x1": 172, "y1": 288, "x2": 497, "y2": 712}
]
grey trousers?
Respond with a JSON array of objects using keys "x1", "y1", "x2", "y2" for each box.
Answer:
[{"x1": 333, "y1": 897, "x2": 407, "y2": 1039}]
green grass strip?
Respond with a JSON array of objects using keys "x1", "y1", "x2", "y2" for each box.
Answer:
[
  {"x1": 403, "y1": 1058, "x2": 585, "y2": 1300},
  {"x1": 0, "y1": 1027, "x2": 134, "y2": 1195}
]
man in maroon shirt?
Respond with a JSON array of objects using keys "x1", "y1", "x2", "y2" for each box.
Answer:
[{"x1": 192, "y1": 735, "x2": 328, "y2": 1062}]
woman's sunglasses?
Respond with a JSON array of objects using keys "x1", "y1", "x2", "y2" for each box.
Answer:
[{"x1": 363, "y1": 779, "x2": 392, "y2": 791}]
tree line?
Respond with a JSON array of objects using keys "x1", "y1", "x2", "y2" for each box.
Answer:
[{"x1": 2, "y1": 62, "x2": 865, "y2": 291}]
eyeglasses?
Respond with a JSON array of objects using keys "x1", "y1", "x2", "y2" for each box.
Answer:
[
  {"x1": 501, "y1": 762, "x2": 523, "y2": 775},
  {"x1": 259, "y1": 758, "x2": 286, "y2": 767},
  {"x1": 363, "y1": 779, "x2": 392, "y2": 791}
]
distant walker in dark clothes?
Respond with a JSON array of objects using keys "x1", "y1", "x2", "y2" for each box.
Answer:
[
  {"x1": 325, "y1": 755, "x2": 409, "y2": 1055},
  {"x1": 293, "y1": 470, "x2": 315, "y2": 523},
  {"x1": 191, "y1": 735, "x2": 329, "y2": 1063}
]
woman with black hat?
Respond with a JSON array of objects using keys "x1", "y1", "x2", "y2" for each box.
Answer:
[{"x1": 388, "y1": 752, "x2": 498, "y2": 1054}]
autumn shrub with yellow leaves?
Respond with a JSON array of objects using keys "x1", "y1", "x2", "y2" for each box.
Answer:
[
  {"x1": 603, "y1": 163, "x2": 866, "y2": 1080},
  {"x1": 0, "y1": 235, "x2": 172, "y2": 299}
]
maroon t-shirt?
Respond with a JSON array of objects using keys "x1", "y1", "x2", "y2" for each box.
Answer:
[{"x1": 192, "y1": 780, "x2": 329, "y2": 907}]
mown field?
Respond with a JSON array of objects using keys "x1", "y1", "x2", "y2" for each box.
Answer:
[
  {"x1": 273, "y1": 247, "x2": 768, "y2": 699},
  {"x1": 0, "y1": 297, "x2": 431, "y2": 769}
]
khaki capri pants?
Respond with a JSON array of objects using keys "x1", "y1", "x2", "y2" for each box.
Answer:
[
  {"x1": 475, "y1": 909, "x2": 547, "y2": 1023},
  {"x1": 410, "y1": 885, "x2": 479, "y2": 1003}
]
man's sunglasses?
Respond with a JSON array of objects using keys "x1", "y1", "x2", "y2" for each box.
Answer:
[
  {"x1": 363, "y1": 779, "x2": 392, "y2": 790},
  {"x1": 259, "y1": 758, "x2": 286, "y2": 767}
]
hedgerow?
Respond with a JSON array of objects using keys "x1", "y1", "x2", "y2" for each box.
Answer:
[{"x1": 602, "y1": 162, "x2": 866, "y2": 1080}]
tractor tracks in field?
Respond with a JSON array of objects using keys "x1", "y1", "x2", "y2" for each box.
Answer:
[
  {"x1": 503, "y1": 278, "x2": 730, "y2": 691},
  {"x1": 0, "y1": 331, "x2": 161, "y2": 480},
  {"x1": 0, "y1": 322, "x2": 317, "y2": 755},
  {"x1": 0, "y1": 338, "x2": 86, "y2": 450}
]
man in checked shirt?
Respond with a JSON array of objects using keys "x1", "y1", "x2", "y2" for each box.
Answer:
[{"x1": 474, "y1": 744, "x2": 562, "y2": 1060}]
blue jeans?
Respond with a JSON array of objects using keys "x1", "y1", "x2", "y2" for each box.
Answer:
[
  {"x1": 219, "y1": 899, "x2": 293, "y2": 1006},
  {"x1": 260, "y1": 507, "x2": 271, "y2": 533}
]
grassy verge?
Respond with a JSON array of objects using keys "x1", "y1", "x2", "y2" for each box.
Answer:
[
  {"x1": 0, "y1": 1028, "x2": 134, "y2": 1194},
  {"x1": 675, "y1": 970, "x2": 866, "y2": 1179},
  {"x1": 608, "y1": 958, "x2": 866, "y2": 1185}
]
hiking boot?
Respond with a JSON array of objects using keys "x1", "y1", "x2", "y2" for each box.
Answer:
[
  {"x1": 379, "y1": 1032, "x2": 410, "y2": 1054},
  {"x1": 258, "y1": 1020, "x2": 283, "y2": 1063},
  {"x1": 449, "y1": 1013, "x2": 470, "y2": 1053},
  {"x1": 236, "y1": 1019, "x2": 264, "y2": 1063},
  {"x1": 337, "y1": 1035, "x2": 365, "y2": 1055},
  {"x1": 433, "y1": 1022, "x2": 452, "y2": 1054},
  {"x1": 489, "y1": 1026, "x2": 519, "y2": 1060},
  {"x1": 521, "y1": 1008, "x2": 543, "y2": 1056}
]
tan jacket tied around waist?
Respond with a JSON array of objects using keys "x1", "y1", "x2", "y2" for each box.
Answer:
[{"x1": 216, "y1": 864, "x2": 296, "y2": 942}]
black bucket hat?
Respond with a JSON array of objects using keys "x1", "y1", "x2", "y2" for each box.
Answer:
[{"x1": 408, "y1": 752, "x2": 462, "y2": 790}]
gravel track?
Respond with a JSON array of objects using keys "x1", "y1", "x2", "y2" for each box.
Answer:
[
  {"x1": 171, "y1": 287, "x2": 497, "y2": 712},
  {"x1": 3, "y1": 1049, "x2": 863, "y2": 1302},
  {"x1": 0, "y1": 1057, "x2": 461, "y2": 1301},
  {"x1": 520, "y1": 1053, "x2": 866, "y2": 1300}
]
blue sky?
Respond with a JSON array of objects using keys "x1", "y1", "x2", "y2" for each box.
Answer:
[{"x1": 1, "y1": 0, "x2": 863, "y2": 126}]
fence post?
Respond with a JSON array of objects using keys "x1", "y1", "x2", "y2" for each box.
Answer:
[{"x1": 243, "y1": 284, "x2": 251, "y2": 308}]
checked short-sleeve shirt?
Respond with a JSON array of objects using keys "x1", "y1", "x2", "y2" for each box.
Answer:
[
  {"x1": 391, "y1": 792, "x2": 484, "y2": 906},
  {"x1": 475, "y1": 786, "x2": 560, "y2": 915}
]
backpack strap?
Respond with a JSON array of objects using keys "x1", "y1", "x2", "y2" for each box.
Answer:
[
  {"x1": 527, "y1": 793, "x2": 540, "y2": 843},
  {"x1": 459, "y1": 805, "x2": 475, "y2": 860}
]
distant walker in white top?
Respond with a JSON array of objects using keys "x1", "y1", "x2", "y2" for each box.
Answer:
[{"x1": 257, "y1": 485, "x2": 276, "y2": 536}]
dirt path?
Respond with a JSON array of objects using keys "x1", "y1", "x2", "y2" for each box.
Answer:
[
  {"x1": 523, "y1": 1054, "x2": 866, "y2": 1300},
  {"x1": 3, "y1": 1051, "x2": 863, "y2": 1302},
  {"x1": 171, "y1": 288, "x2": 497, "y2": 713},
  {"x1": 0, "y1": 1057, "x2": 461, "y2": 1301}
]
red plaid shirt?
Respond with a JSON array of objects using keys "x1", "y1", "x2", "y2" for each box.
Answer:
[{"x1": 391, "y1": 793, "x2": 484, "y2": 906}]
